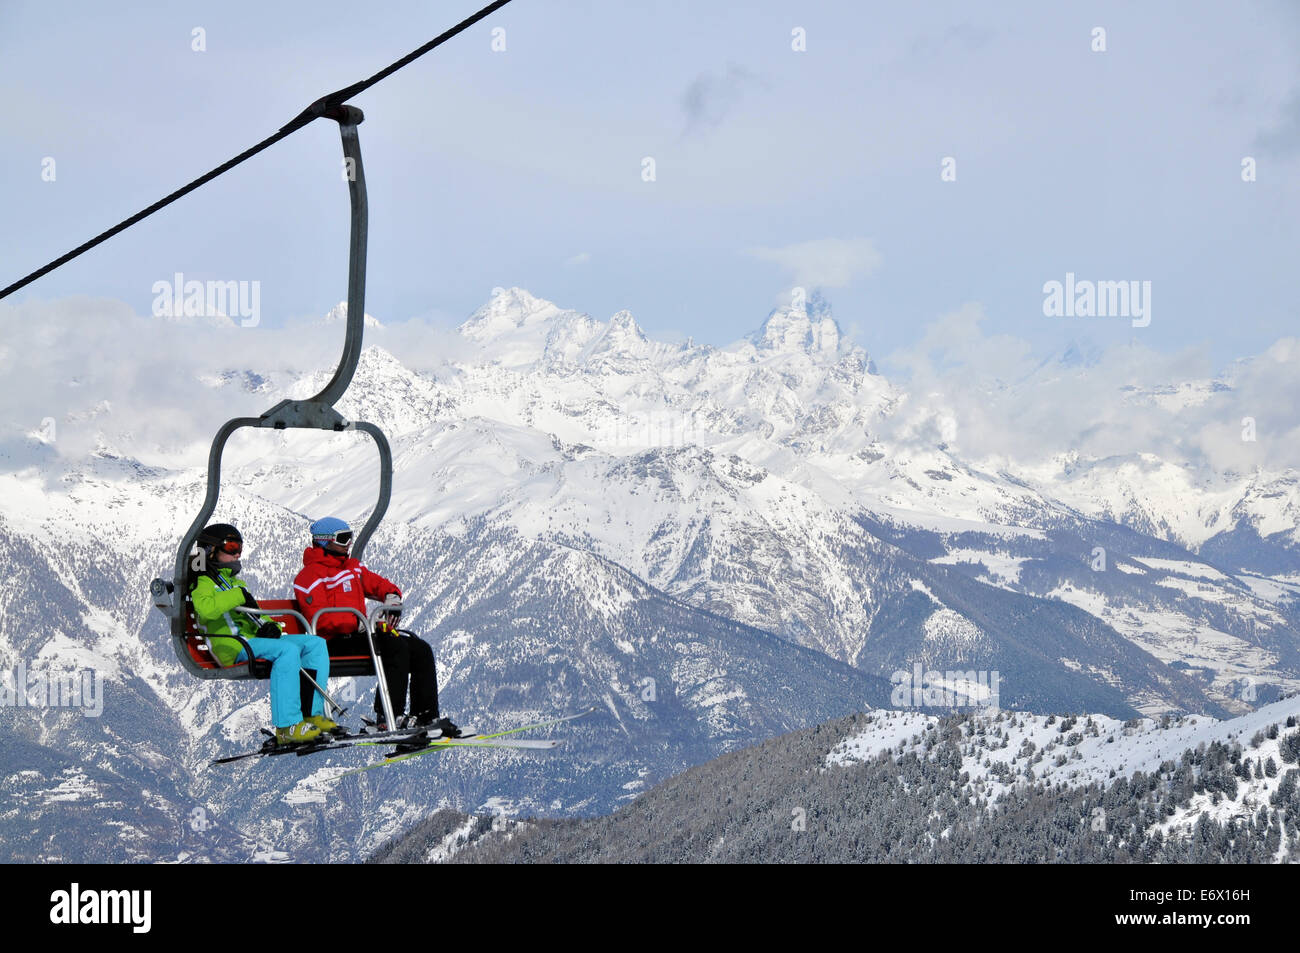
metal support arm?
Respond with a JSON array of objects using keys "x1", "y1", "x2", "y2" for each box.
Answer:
[{"x1": 161, "y1": 105, "x2": 394, "y2": 683}]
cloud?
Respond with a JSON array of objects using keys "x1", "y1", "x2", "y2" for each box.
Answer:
[
  {"x1": 0, "y1": 298, "x2": 252, "y2": 468},
  {"x1": 879, "y1": 303, "x2": 1300, "y2": 475},
  {"x1": 565, "y1": 251, "x2": 591, "y2": 266},
  {"x1": 1254, "y1": 89, "x2": 1300, "y2": 157},
  {"x1": 0, "y1": 288, "x2": 536, "y2": 477},
  {"x1": 746, "y1": 238, "x2": 883, "y2": 289},
  {"x1": 681, "y1": 64, "x2": 766, "y2": 135},
  {"x1": 7, "y1": 293, "x2": 1299, "y2": 488},
  {"x1": 0, "y1": 297, "x2": 457, "y2": 471}
]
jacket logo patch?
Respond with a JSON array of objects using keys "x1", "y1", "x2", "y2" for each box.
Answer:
[{"x1": 342, "y1": 581, "x2": 352, "y2": 592}]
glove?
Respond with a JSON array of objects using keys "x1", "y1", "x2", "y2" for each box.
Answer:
[
  {"x1": 379, "y1": 593, "x2": 402, "y2": 630},
  {"x1": 241, "y1": 588, "x2": 260, "y2": 609},
  {"x1": 256, "y1": 621, "x2": 281, "y2": 640}
]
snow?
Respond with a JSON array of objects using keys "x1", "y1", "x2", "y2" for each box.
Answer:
[
  {"x1": 827, "y1": 710, "x2": 941, "y2": 766},
  {"x1": 827, "y1": 697, "x2": 1300, "y2": 842},
  {"x1": 1153, "y1": 575, "x2": 1232, "y2": 600},
  {"x1": 5, "y1": 287, "x2": 1300, "y2": 861},
  {"x1": 479, "y1": 795, "x2": 520, "y2": 817},
  {"x1": 1132, "y1": 557, "x2": 1228, "y2": 580},
  {"x1": 322, "y1": 301, "x2": 383, "y2": 328},
  {"x1": 1234, "y1": 571, "x2": 1300, "y2": 604},
  {"x1": 220, "y1": 704, "x2": 269, "y2": 743},
  {"x1": 864, "y1": 504, "x2": 1050, "y2": 540},
  {"x1": 34, "y1": 632, "x2": 121, "y2": 681},
  {"x1": 9, "y1": 289, "x2": 1290, "y2": 702},
  {"x1": 424, "y1": 816, "x2": 478, "y2": 863},
  {"x1": 1043, "y1": 583, "x2": 1292, "y2": 706},
  {"x1": 41, "y1": 769, "x2": 98, "y2": 804},
  {"x1": 283, "y1": 768, "x2": 336, "y2": 805},
  {"x1": 921, "y1": 609, "x2": 989, "y2": 659},
  {"x1": 929, "y1": 548, "x2": 1028, "y2": 584},
  {"x1": 694, "y1": 686, "x2": 748, "y2": 709},
  {"x1": 249, "y1": 845, "x2": 292, "y2": 863}
]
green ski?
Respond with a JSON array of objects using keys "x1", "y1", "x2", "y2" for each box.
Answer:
[{"x1": 335, "y1": 706, "x2": 595, "y2": 778}]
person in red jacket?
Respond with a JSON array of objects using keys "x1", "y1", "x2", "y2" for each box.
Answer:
[{"x1": 293, "y1": 516, "x2": 457, "y2": 735}]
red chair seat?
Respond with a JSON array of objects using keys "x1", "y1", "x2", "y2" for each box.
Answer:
[{"x1": 183, "y1": 599, "x2": 377, "y2": 678}]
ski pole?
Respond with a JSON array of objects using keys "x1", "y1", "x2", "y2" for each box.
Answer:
[{"x1": 300, "y1": 668, "x2": 347, "y2": 718}]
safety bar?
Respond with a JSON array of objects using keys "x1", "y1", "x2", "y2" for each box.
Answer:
[
  {"x1": 235, "y1": 605, "x2": 314, "y2": 633},
  {"x1": 310, "y1": 607, "x2": 395, "y2": 728},
  {"x1": 204, "y1": 632, "x2": 258, "y2": 670},
  {"x1": 231, "y1": 607, "x2": 349, "y2": 717},
  {"x1": 309, "y1": 606, "x2": 371, "y2": 634}
]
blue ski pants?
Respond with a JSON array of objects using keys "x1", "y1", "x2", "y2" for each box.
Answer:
[{"x1": 236, "y1": 634, "x2": 330, "y2": 728}]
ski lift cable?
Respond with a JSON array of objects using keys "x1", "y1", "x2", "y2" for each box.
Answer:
[{"x1": 0, "y1": 0, "x2": 515, "y2": 302}]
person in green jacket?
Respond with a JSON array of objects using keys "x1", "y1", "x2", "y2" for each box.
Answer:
[{"x1": 190, "y1": 523, "x2": 336, "y2": 744}]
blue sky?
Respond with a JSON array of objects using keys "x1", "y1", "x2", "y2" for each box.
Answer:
[{"x1": 2, "y1": 0, "x2": 1298, "y2": 370}]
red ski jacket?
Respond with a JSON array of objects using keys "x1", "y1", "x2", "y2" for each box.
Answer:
[{"x1": 293, "y1": 546, "x2": 401, "y2": 637}]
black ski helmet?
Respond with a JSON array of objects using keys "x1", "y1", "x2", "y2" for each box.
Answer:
[{"x1": 196, "y1": 523, "x2": 243, "y2": 557}]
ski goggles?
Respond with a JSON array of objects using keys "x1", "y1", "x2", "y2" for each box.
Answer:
[
  {"x1": 313, "y1": 530, "x2": 353, "y2": 546},
  {"x1": 216, "y1": 538, "x2": 243, "y2": 555}
]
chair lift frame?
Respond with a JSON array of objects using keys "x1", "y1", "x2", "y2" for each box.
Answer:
[{"x1": 153, "y1": 104, "x2": 398, "y2": 729}]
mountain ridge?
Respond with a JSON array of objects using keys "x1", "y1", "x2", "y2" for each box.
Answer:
[{"x1": 2, "y1": 287, "x2": 1298, "y2": 861}]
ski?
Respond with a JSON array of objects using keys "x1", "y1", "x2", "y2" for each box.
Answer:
[
  {"x1": 331, "y1": 736, "x2": 561, "y2": 778},
  {"x1": 331, "y1": 706, "x2": 595, "y2": 777},
  {"x1": 211, "y1": 724, "x2": 473, "y2": 765},
  {"x1": 212, "y1": 706, "x2": 593, "y2": 767},
  {"x1": 469, "y1": 706, "x2": 596, "y2": 742},
  {"x1": 444, "y1": 737, "x2": 560, "y2": 750}
]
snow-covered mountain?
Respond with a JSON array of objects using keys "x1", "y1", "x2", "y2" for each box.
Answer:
[
  {"x1": 829, "y1": 698, "x2": 1300, "y2": 822},
  {"x1": 377, "y1": 699, "x2": 1300, "y2": 864},
  {"x1": 1, "y1": 287, "x2": 1297, "y2": 861}
]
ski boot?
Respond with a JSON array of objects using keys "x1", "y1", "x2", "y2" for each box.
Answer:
[
  {"x1": 306, "y1": 714, "x2": 345, "y2": 735},
  {"x1": 276, "y1": 720, "x2": 323, "y2": 745},
  {"x1": 429, "y1": 716, "x2": 462, "y2": 739}
]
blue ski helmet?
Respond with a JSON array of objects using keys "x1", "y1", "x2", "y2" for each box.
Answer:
[{"x1": 310, "y1": 516, "x2": 353, "y2": 548}]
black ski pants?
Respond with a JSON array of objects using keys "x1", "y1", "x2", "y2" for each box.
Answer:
[{"x1": 329, "y1": 630, "x2": 440, "y2": 722}]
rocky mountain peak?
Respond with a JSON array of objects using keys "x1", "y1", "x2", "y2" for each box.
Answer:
[{"x1": 323, "y1": 301, "x2": 383, "y2": 328}]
